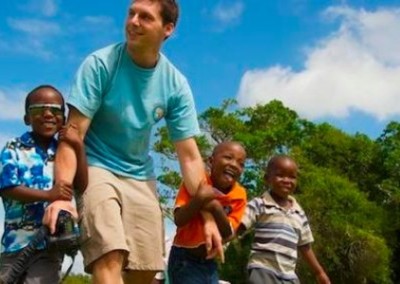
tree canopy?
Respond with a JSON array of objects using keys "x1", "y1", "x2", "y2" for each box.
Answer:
[{"x1": 154, "y1": 99, "x2": 400, "y2": 284}]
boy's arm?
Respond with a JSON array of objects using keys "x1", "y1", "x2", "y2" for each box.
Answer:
[
  {"x1": 299, "y1": 244, "x2": 330, "y2": 284},
  {"x1": 174, "y1": 180, "x2": 214, "y2": 227},
  {"x1": 174, "y1": 194, "x2": 207, "y2": 227},
  {"x1": 1, "y1": 182, "x2": 72, "y2": 203},
  {"x1": 236, "y1": 223, "x2": 247, "y2": 237},
  {"x1": 174, "y1": 138, "x2": 223, "y2": 259},
  {"x1": 203, "y1": 199, "x2": 232, "y2": 240}
]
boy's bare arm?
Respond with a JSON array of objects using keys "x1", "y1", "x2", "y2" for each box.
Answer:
[
  {"x1": 174, "y1": 180, "x2": 215, "y2": 227},
  {"x1": 203, "y1": 199, "x2": 232, "y2": 240},
  {"x1": 1, "y1": 182, "x2": 72, "y2": 203},
  {"x1": 299, "y1": 244, "x2": 331, "y2": 284},
  {"x1": 174, "y1": 194, "x2": 207, "y2": 227}
]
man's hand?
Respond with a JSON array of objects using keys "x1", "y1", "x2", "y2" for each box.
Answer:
[
  {"x1": 47, "y1": 181, "x2": 73, "y2": 201},
  {"x1": 42, "y1": 200, "x2": 78, "y2": 234},
  {"x1": 202, "y1": 212, "x2": 224, "y2": 263}
]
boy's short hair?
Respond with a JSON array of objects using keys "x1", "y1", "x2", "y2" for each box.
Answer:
[
  {"x1": 265, "y1": 154, "x2": 296, "y2": 177},
  {"x1": 211, "y1": 141, "x2": 246, "y2": 157},
  {"x1": 24, "y1": 85, "x2": 65, "y2": 114}
]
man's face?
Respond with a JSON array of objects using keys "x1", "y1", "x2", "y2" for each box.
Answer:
[{"x1": 125, "y1": 0, "x2": 174, "y2": 52}]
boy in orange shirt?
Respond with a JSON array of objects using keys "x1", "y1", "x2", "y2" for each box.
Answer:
[{"x1": 168, "y1": 141, "x2": 247, "y2": 284}]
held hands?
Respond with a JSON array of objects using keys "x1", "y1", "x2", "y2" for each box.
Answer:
[
  {"x1": 58, "y1": 123, "x2": 81, "y2": 150},
  {"x1": 203, "y1": 214, "x2": 224, "y2": 263},
  {"x1": 197, "y1": 179, "x2": 225, "y2": 263},
  {"x1": 195, "y1": 179, "x2": 216, "y2": 206},
  {"x1": 47, "y1": 181, "x2": 73, "y2": 201},
  {"x1": 42, "y1": 200, "x2": 78, "y2": 234}
]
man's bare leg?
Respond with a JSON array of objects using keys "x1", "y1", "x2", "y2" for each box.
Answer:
[
  {"x1": 123, "y1": 270, "x2": 157, "y2": 284},
  {"x1": 92, "y1": 250, "x2": 125, "y2": 284}
]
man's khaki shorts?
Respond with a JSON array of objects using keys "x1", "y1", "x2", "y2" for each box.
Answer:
[{"x1": 79, "y1": 166, "x2": 164, "y2": 273}]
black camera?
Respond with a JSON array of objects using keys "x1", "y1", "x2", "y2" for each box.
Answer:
[
  {"x1": 46, "y1": 209, "x2": 80, "y2": 257},
  {"x1": 0, "y1": 210, "x2": 80, "y2": 284}
]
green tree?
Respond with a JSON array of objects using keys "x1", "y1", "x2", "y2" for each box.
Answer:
[{"x1": 153, "y1": 99, "x2": 394, "y2": 283}]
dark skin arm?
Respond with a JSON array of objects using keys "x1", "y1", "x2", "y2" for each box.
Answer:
[
  {"x1": 1, "y1": 181, "x2": 72, "y2": 203},
  {"x1": 174, "y1": 182, "x2": 233, "y2": 241},
  {"x1": 299, "y1": 244, "x2": 330, "y2": 284},
  {"x1": 236, "y1": 223, "x2": 247, "y2": 238}
]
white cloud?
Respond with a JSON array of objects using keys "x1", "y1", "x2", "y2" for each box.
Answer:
[
  {"x1": 19, "y1": 0, "x2": 60, "y2": 17},
  {"x1": 7, "y1": 18, "x2": 61, "y2": 36},
  {"x1": 70, "y1": 16, "x2": 118, "y2": 34},
  {"x1": 1, "y1": 14, "x2": 118, "y2": 60},
  {"x1": 211, "y1": 1, "x2": 244, "y2": 30},
  {"x1": 237, "y1": 6, "x2": 400, "y2": 121},
  {"x1": 0, "y1": 89, "x2": 25, "y2": 121}
]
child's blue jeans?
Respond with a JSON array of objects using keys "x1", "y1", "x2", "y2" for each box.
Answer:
[{"x1": 168, "y1": 246, "x2": 219, "y2": 284}]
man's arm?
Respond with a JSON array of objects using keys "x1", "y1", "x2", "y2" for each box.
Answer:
[
  {"x1": 299, "y1": 244, "x2": 330, "y2": 284},
  {"x1": 174, "y1": 138, "x2": 204, "y2": 196},
  {"x1": 55, "y1": 107, "x2": 91, "y2": 185},
  {"x1": 58, "y1": 123, "x2": 88, "y2": 192},
  {"x1": 174, "y1": 138, "x2": 223, "y2": 260},
  {"x1": 44, "y1": 107, "x2": 91, "y2": 234}
]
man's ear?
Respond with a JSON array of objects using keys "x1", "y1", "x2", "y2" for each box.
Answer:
[
  {"x1": 163, "y1": 22, "x2": 175, "y2": 39},
  {"x1": 24, "y1": 114, "x2": 31, "y2": 125}
]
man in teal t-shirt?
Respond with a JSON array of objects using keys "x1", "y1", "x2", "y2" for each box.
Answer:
[{"x1": 43, "y1": 1, "x2": 223, "y2": 283}]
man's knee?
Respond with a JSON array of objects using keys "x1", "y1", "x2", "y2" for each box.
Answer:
[{"x1": 92, "y1": 250, "x2": 126, "y2": 271}]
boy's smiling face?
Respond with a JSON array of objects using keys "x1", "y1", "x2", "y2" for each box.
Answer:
[
  {"x1": 266, "y1": 157, "x2": 298, "y2": 199},
  {"x1": 209, "y1": 142, "x2": 246, "y2": 193},
  {"x1": 25, "y1": 87, "x2": 65, "y2": 141}
]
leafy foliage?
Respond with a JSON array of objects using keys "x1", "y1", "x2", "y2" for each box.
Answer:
[{"x1": 154, "y1": 99, "x2": 399, "y2": 283}]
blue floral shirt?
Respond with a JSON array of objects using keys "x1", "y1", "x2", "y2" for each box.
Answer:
[{"x1": 0, "y1": 131, "x2": 57, "y2": 253}]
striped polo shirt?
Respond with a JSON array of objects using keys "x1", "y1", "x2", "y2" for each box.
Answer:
[{"x1": 241, "y1": 191, "x2": 314, "y2": 280}]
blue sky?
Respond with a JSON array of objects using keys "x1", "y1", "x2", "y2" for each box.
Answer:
[{"x1": 1, "y1": 0, "x2": 400, "y2": 275}]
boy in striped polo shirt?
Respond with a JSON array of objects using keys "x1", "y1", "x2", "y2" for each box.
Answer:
[{"x1": 238, "y1": 155, "x2": 330, "y2": 284}]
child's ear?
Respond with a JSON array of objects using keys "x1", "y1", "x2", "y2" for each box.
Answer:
[
  {"x1": 24, "y1": 114, "x2": 31, "y2": 126},
  {"x1": 207, "y1": 156, "x2": 213, "y2": 168},
  {"x1": 263, "y1": 172, "x2": 270, "y2": 184}
]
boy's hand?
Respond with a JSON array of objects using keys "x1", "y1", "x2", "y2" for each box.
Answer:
[
  {"x1": 316, "y1": 272, "x2": 330, "y2": 284},
  {"x1": 58, "y1": 124, "x2": 81, "y2": 150},
  {"x1": 48, "y1": 181, "x2": 73, "y2": 201},
  {"x1": 195, "y1": 179, "x2": 215, "y2": 206}
]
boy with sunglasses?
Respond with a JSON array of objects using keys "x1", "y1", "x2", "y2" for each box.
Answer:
[{"x1": 0, "y1": 85, "x2": 88, "y2": 284}]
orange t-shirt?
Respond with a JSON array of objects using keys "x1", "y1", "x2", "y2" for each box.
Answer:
[{"x1": 173, "y1": 178, "x2": 247, "y2": 248}]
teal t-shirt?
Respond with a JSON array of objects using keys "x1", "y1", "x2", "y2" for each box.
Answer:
[{"x1": 68, "y1": 43, "x2": 200, "y2": 180}]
